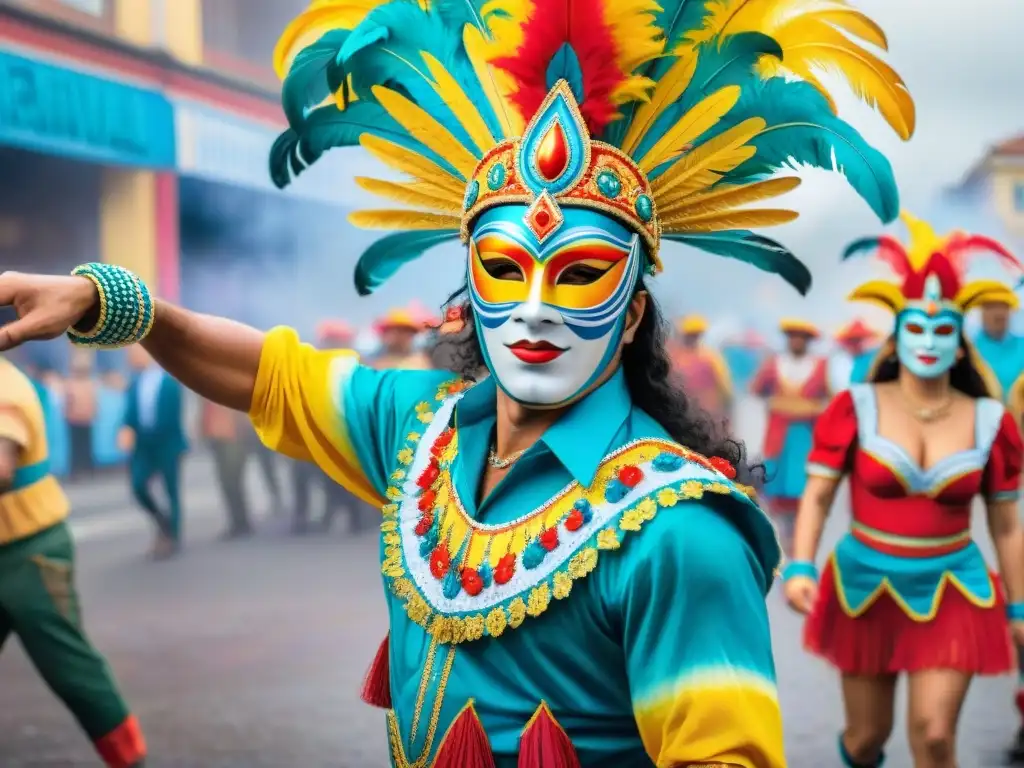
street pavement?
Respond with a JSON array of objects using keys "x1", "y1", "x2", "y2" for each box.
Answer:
[{"x1": 0, "y1": 401, "x2": 1019, "y2": 767}]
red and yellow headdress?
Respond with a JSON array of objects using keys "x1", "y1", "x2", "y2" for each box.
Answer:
[
  {"x1": 834, "y1": 319, "x2": 878, "y2": 344},
  {"x1": 271, "y1": 0, "x2": 912, "y2": 296},
  {"x1": 843, "y1": 211, "x2": 1022, "y2": 315}
]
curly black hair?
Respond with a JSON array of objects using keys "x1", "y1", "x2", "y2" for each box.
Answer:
[{"x1": 431, "y1": 283, "x2": 765, "y2": 487}]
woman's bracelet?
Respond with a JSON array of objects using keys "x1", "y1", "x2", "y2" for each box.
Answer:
[
  {"x1": 67, "y1": 263, "x2": 155, "y2": 348},
  {"x1": 782, "y1": 560, "x2": 818, "y2": 582},
  {"x1": 1006, "y1": 602, "x2": 1024, "y2": 622}
]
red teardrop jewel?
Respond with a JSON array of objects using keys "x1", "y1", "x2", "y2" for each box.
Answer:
[{"x1": 536, "y1": 120, "x2": 569, "y2": 181}]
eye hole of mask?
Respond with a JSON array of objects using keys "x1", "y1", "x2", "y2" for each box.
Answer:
[
  {"x1": 904, "y1": 322, "x2": 924, "y2": 334},
  {"x1": 556, "y1": 261, "x2": 613, "y2": 286},
  {"x1": 481, "y1": 257, "x2": 525, "y2": 282},
  {"x1": 934, "y1": 323, "x2": 956, "y2": 337}
]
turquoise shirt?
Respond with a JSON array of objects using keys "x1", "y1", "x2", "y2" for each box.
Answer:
[
  {"x1": 249, "y1": 327, "x2": 786, "y2": 768},
  {"x1": 973, "y1": 331, "x2": 1024, "y2": 401}
]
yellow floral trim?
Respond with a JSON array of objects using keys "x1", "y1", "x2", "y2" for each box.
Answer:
[{"x1": 380, "y1": 380, "x2": 775, "y2": 646}]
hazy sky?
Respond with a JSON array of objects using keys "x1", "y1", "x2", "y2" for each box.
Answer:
[{"x1": 279, "y1": 0, "x2": 1024, "y2": 337}]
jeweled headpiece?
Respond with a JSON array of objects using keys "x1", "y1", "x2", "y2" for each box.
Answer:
[
  {"x1": 271, "y1": 0, "x2": 914, "y2": 295},
  {"x1": 843, "y1": 211, "x2": 1023, "y2": 316}
]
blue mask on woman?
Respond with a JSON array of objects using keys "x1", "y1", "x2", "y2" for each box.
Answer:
[{"x1": 895, "y1": 308, "x2": 961, "y2": 379}]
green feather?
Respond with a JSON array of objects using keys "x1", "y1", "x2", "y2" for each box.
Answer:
[
  {"x1": 665, "y1": 230, "x2": 812, "y2": 295},
  {"x1": 268, "y1": 102, "x2": 461, "y2": 190},
  {"x1": 280, "y1": 29, "x2": 351, "y2": 130},
  {"x1": 841, "y1": 237, "x2": 884, "y2": 261},
  {"x1": 634, "y1": 32, "x2": 782, "y2": 161},
  {"x1": 354, "y1": 230, "x2": 459, "y2": 295},
  {"x1": 722, "y1": 79, "x2": 899, "y2": 223}
]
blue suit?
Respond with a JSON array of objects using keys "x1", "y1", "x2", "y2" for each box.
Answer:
[{"x1": 124, "y1": 369, "x2": 188, "y2": 541}]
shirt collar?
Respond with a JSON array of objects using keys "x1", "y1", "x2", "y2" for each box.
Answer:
[{"x1": 455, "y1": 369, "x2": 633, "y2": 489}]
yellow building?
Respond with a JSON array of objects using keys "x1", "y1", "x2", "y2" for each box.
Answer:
[{"x1": 952, "y1": 135, "x2": 1024, "y2": 239}]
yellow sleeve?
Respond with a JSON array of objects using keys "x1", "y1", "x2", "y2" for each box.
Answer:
[
  {"x1": 0, "y1": 407, "x2": 29, "y2": 448},
  {"x1": 248, "y1": 327, "x2": 383, "y2": 507}
]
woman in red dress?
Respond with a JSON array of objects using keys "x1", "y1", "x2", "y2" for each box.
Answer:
[{"x1": 783, "y1": 212, "x2": 1024, "y2": 768}]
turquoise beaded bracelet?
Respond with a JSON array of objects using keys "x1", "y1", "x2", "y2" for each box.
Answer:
[
  {"x1": 67, "y1": 263, "x2": 155, "y2": 348},
  {"x1": 1007, "y1": 602, "x2": 1024, "y2": 622},
  {"x1": 782, "y1": 560, "x2": 818, "y2": 582}
]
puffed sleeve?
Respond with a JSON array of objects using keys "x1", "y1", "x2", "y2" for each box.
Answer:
[
  {"x1": 805, "y1": 389, "x2": 858, "y2": 479},
  {"x1": 249, "y1": 327, "x2": 454, "y2": 506},
  {"x1": 984, "y1": 410, "x2": 1023, "y2": 503},
  {"x1": 615, "y1": 501, "x2": 786, "y2": 768}
]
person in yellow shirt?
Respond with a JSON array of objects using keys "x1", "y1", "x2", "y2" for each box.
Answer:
[{"x1": 0, "y1": 355, "x2": 145, "y2": 768}]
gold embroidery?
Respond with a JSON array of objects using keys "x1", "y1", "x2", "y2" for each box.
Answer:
[
  {"x1": 30, "y1": 555, "x2": 76, "y2": 624},
  {"x1": 390, "y1": 639, "x2": 459, "y2": 768},
  {"x1": 381, "y1": 380, "x2": 774, "y2": 647}
]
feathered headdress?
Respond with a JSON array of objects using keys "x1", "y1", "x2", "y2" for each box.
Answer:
[
  {"x1": 843, "y1": 211, "x2": 1023, "y2": 315},
  {"x1": 270, "y1": 0, "x2": 914, "y2": 297}
]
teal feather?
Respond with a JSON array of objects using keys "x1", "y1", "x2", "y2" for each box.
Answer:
[
  {"x1": 634, "y1": 32, "x2": 782, "y2": 162},
  {"x1": 842, "y1": 237, "x2": 884, "y2": 261},
  {"x1": 546, "y1": 44, "x2": 585, "y2": 103},
  {"x1": 280, "y1": 29, "x2": 351, "y2": 130},
  {"x1": 354, "y1": 230, "x2": 459, "y2": 296},
  {"x1": 721, "y1": 79, "x2": 899, "y2": 223},
  {"x1": 665, "y1": 230, "x2": 812, "y2": 295},
  {"x1": 432, "y1": 0, "x2": 512, "y2": 38},
  {"x1": 268, "y1": 102, "x2": 461, "y2": 190},
  {"x1": 339, "y1": 1, "x2": 498, "y2": 155}
]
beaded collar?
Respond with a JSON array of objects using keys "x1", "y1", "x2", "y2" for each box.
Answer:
[{"x1": 380, "y1": 380, "x2": 761, "y2": 645}]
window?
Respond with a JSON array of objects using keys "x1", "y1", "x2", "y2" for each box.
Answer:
[
  {"x1": 1014, "y1": 182, "x2": 1024, "y2": 212},
  {"x1": 56, "y1": 0, "x2": 105, "y2": 15}
]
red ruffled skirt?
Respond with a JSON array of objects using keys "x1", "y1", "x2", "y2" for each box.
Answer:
[{"x1": 804, "y1": 561, "x2": 1014, "y2": 675}]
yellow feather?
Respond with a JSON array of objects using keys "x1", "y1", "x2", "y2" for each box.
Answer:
[
  {"x1": 360, "y1": 135, "x2": 467, "y2": 197},
  {"x1": 900, "y1": 210, "x2": 945, "y2": 271},
  {"x1": 695, "y1": 0, "x2": 914, "y2": 140},
  {"x1": 619, "y1": 47, "x2": 698, "y2": 155},
  {"x1": 463, "y1": 24, "x2": 525, "y2": 138},
  {"x1": 636, "y1": 86, "x2": 741, "y2": 173},
  {"x1": 756, "y1": 20, "x2": 914, "y2": 139},
  {"x1": 371, "y1": 86, "x2": 480, "y2": 178},
  {"x1": 354, "y1": 177, "x2": 463, "y2": 214},
  {"x1": 661, "y1": 207, "x2": 799, "y2": 232},
  {"x1": 602, "y1": 0, "x2": 665, "y2": 84},
  {"x1": 348, "y1": 210, "x2": 463, "y2": 231},
  {"x1": 273, "y1": 1, "x2": 387, "y2": 79},
  {"x1": 847, "y1": 280, "x2": 906, "y2": 313},
  {"x1": 652, "y1": 117, "x2": 765, "y2": 199},
  {"x1": 420, "y1": 52, "x2": 497, "y2": 153},
  {"x1": 659, "y1": 176, "x2": 801, "y2": 218},
  {"x1": 955, "y1": 281, "x2": 1020, "y2": 313}
]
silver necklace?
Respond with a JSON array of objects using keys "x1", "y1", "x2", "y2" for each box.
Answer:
[{"x1": 488, "y1": 446, "x2": 527, "y2": 470}]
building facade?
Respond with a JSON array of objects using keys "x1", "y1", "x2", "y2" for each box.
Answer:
[
  {"x1": 950, "y1": 135, "x2": 1024, "y2": 239},
  {"x1": 0, "y1": 0, "x2": 358, "y2": 313}
]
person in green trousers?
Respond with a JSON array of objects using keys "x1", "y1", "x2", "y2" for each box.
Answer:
[{"x1": 0, "y1": 354, "x2": 146, "y2": 767}]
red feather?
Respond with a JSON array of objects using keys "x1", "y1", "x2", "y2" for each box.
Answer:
[
  {"x1": 945, "y1": 233, "x2": 1023, "y2": 274},
  {"x1": 491, "y1": 0, "x2": 626, "y2": 135},
  {"x1": 901, "y1": 252, "x2": 962, "y2": 301},
  {"x1": 871, "y1": 235, "x2": 912, "y2": 278}
]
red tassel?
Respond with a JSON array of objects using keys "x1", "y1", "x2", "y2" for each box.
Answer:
[
  {"x1": 359, "y1": 634, "x2": 391, "y2": 709},
  {"x1": 518, "y1": 702, "x2": 580, "y2": 768},
  {"x1": 432, "y1": 702, "x2": 495, "y2": 768}
]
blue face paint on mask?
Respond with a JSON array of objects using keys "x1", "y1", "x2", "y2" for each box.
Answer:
[{"x1": 895, "y1": 307, "x2": 962, "y2": 379}]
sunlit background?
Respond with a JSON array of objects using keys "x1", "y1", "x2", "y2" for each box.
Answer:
[{"x1": 1, "y1": 1, "x2": 1024, "y2": 766}]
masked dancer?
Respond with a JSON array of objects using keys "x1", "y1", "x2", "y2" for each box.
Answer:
[
  {"x1": 751, "y1": 318, "x2": 830, "y2": 553},
  {"x1": 784, "y1": 212, "x2": 1024, "y2": 768},
  {"x1": 670, "y1": 315, "x2": 733, "y2": 431},
  {"x1": 0, "y1": 0, "x2": 914, "y2": 762}
]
